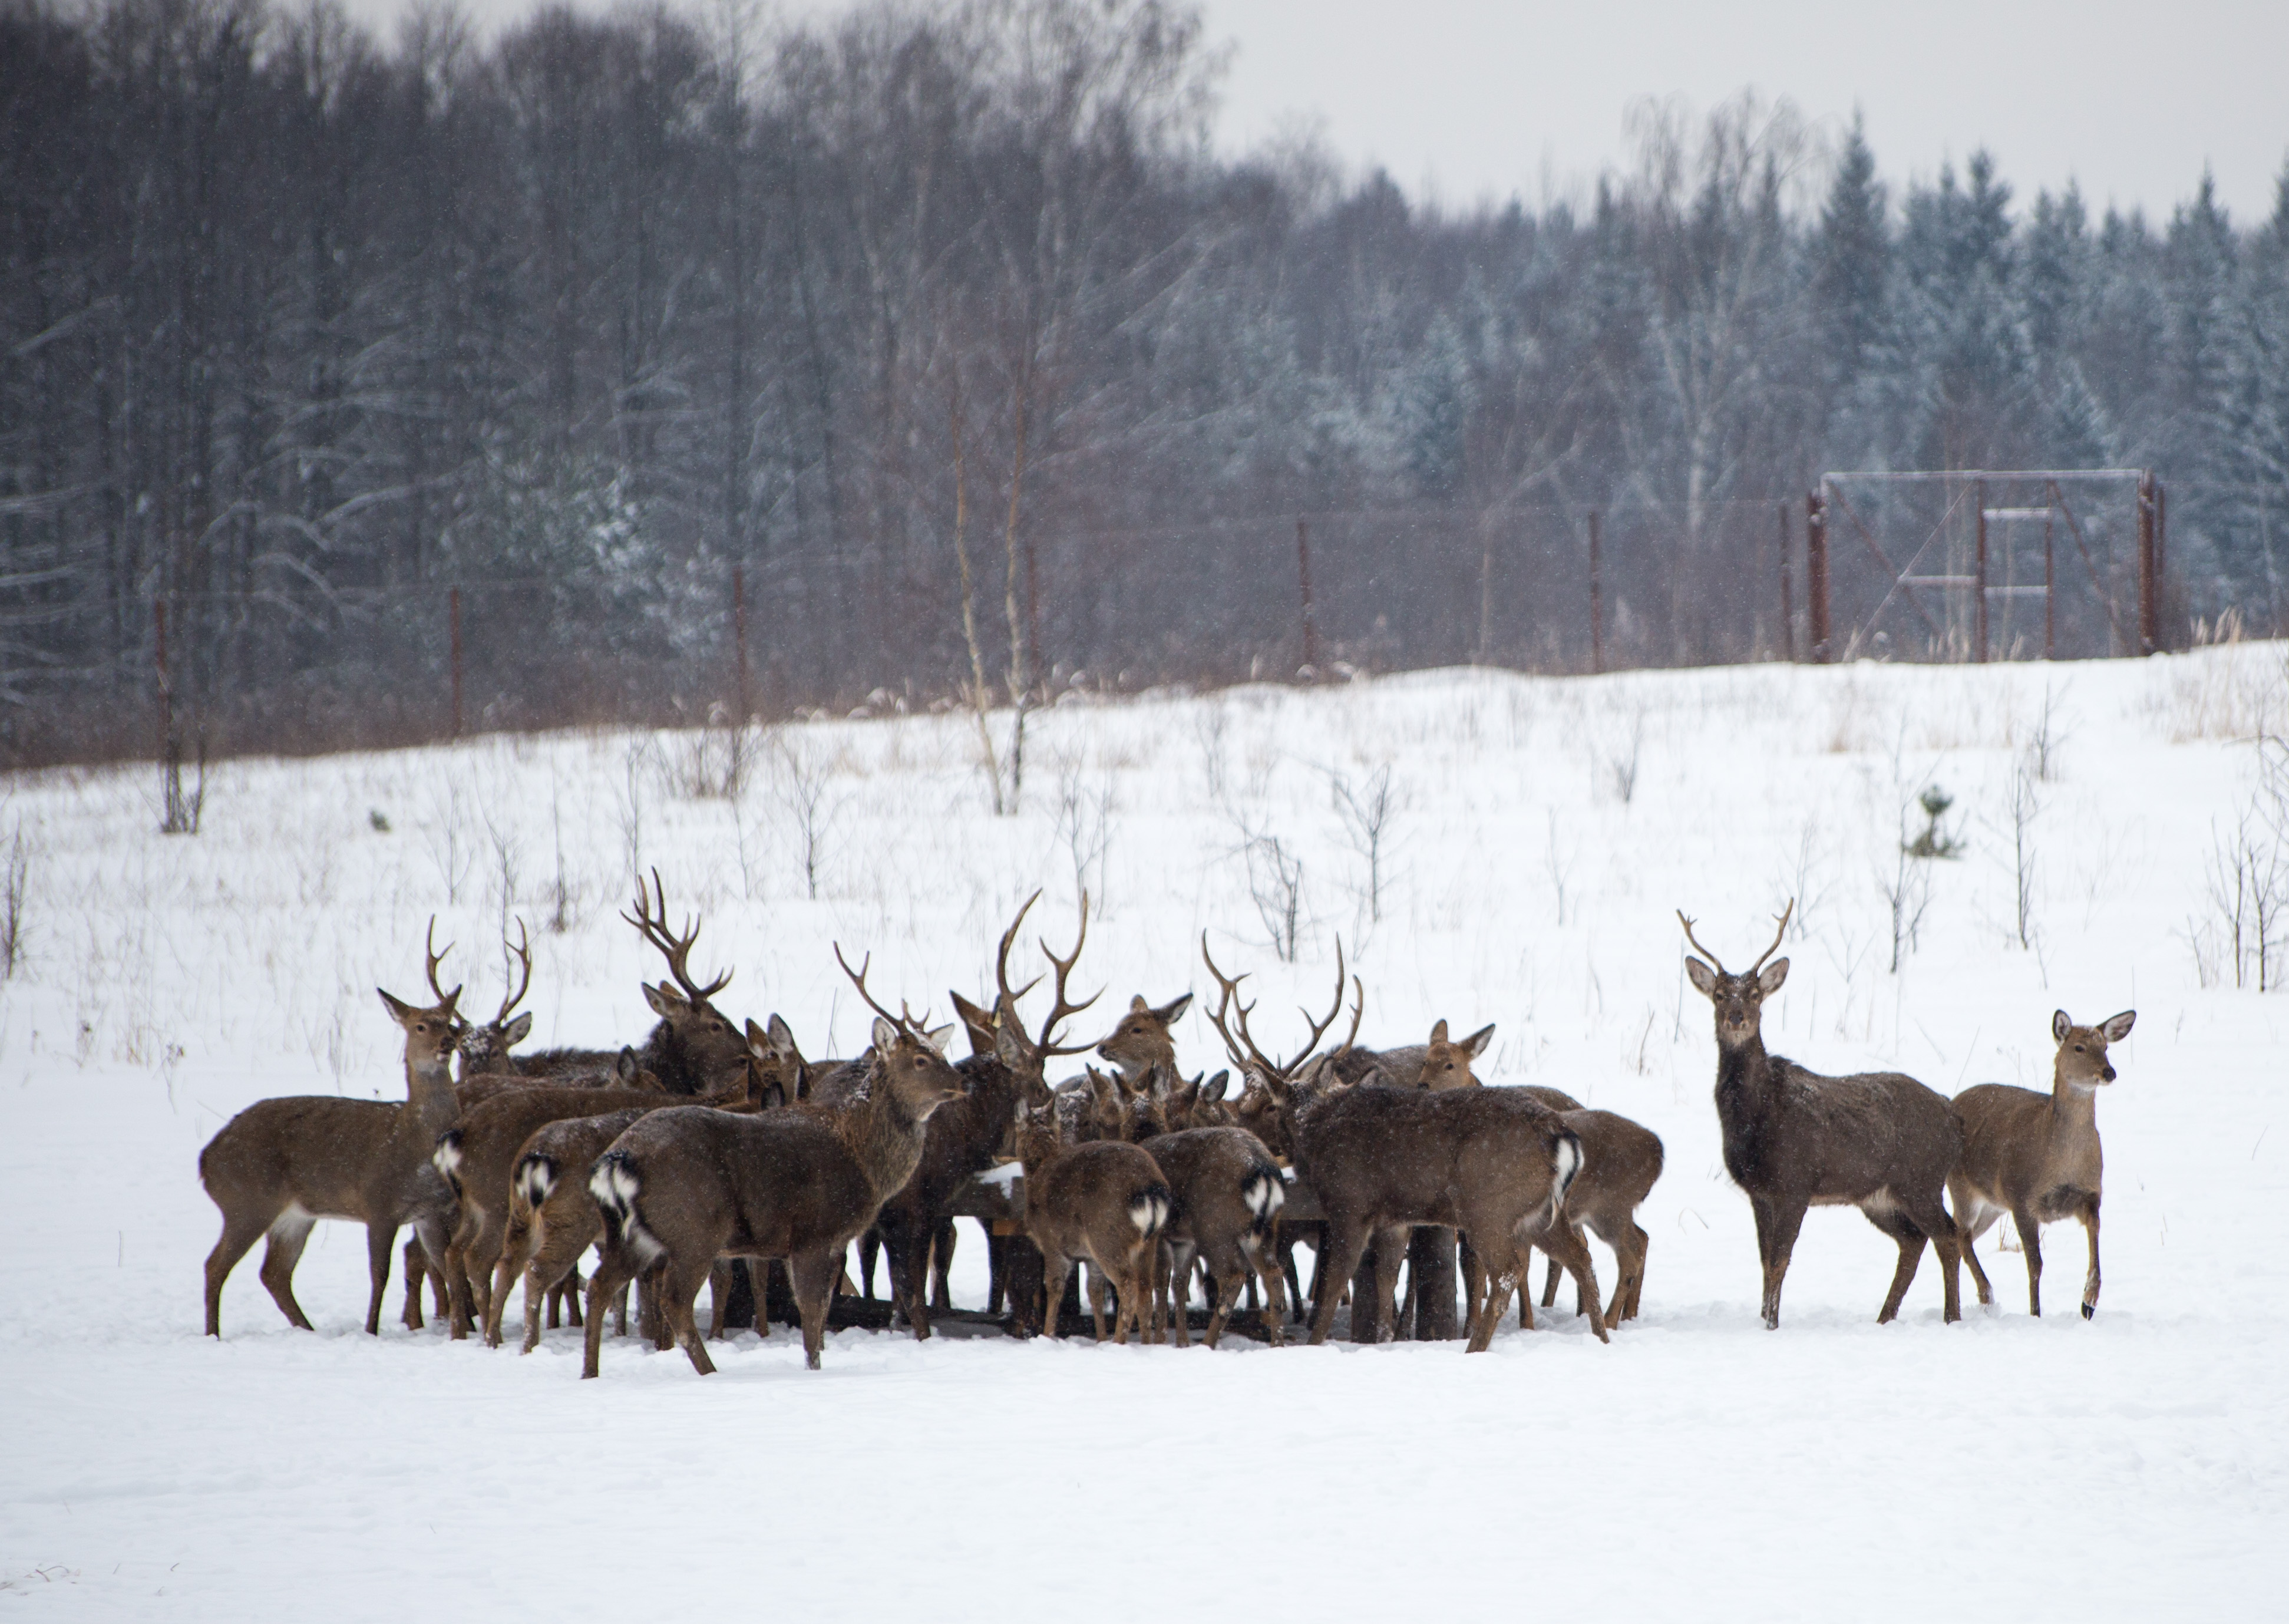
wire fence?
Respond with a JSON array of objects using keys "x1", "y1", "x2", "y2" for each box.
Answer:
[{"x1": 1, "y1": 488, "x2": 2229, "y2": 771}]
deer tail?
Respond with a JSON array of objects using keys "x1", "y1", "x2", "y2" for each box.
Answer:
[
  {"x1": 1240, "y1": 1158, "x2": 1285, "y2": 1236},
  {"x1": 431, "y1": 1129, "x2": 465, "y2": 1195},
  {"x1": 587, "y1": 1151, "x2": 662, "y2": 1268},
  {"x1": 514, "y1": 1151, "x2": 557, "y2": 1215},
  {"x1": 1544, "y1": 1128, "x2": 1584, "y2": 1226},
  {"x1": 1129, "y1": 1181, "x2": 1172, "y2": 1239}
]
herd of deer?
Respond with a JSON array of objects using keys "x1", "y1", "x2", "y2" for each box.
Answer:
[{"x1": 199, "y1": 877, "x2": 2137, "y2": 1378}]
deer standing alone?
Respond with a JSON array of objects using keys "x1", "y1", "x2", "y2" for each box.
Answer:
[
  {"x1": 1951, "y1": 1009, "x2": 2133, "y2": 1318},
  {"x1": 1680, "y1": 902, "x2": 1963, "y2": 1328},
  {"x1": 200, "y1": 955, "x2": 463, "y2": 1338}
]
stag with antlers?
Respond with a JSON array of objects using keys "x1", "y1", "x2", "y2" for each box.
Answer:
[{"x1": 1679, "y1": 901, "x2": 1963, "y2": 1329}]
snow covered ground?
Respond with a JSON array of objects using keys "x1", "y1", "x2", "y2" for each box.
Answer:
[{"x1": 4, "y1": 644, "x2": 2287, "y2": 1619}]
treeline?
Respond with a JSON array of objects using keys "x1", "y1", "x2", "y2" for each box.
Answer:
[{"x1": 4, "y1": 0, "x2": 2287, "y2": 763}]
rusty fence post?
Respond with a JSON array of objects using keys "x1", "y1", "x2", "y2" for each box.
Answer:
[
  {"x1": 1588, "y1": 509, "x2": 1604, "y2": 675},
  {"x1": 1974, "y1": 478, "x2": 1989, "y2": 663},
  {"x1": 1806, "y1": 489, "x2": 1832, "y2": 664},
  {"x1": 2138, "y1": 474, "x2": 2159, "y2": 656},
  {"x1": 449, "y1": 586, "x2": 464, "y2": 738},
  {"x1": 732, "y1": 563, "x2": 749, "y2": 721},
  {"x1": 1296, "y1": 518, "x2": 1319, "y2": 675},
  {"x1": 1777, "y1": 501, "x2": 1796, "y2": 662}
]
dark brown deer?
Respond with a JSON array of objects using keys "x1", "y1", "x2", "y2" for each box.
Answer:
[
  {"x1": 1134, "y1": 1109, "x2": 1288, "y2": 1348},
  {"x1": 868, "y1": 893, "x2": 1098, "y2": 1338},
  {"x1": 451, "y1": 920, "x2": 642, "y2": 1087},
  {"x1": 200, "y1": 972, "x2": 463, "y2": 1338},
  {"x1": 580, "y1": 949, "x2": 966, "y2": 1377},
  {"x1": 1951, "y1": 1009, "x2": 2134, "y2": 1318},
  {"x1": 1680, "y1": 902, "x2": 1963, "y2": 1329},
  {"x1": 432, "y1": 1072, "x2": 671, "y2": 1340},
  {"x1": 619, "y1": 869, "x2": 754, "y2": 1098},
  {"x1": 1202, "y1": 941, "x2": 1604, "y2": 1351}
]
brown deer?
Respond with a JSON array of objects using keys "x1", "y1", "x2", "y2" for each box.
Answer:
[
  {"x1": 580, "y1": 949, "x2": 967, "y2": 1377},
  {"x1": 1095, "y1": 993, "x2": 1193, "y2": 1087},
  {"x1": 200, "y1": 971, "x2": 463, "y2": 1338},
  {"x1": 1680, "y1": 902, "x2": 1963, "y2": 1329},
  {"x1": 1328, "y1": 1018, "x2": 1495, "y2": 1090},
  {"x1": 619, "y1": 869, "x2": 755, "y2": 1098},
  {"x1": 1132, "y1": 1102, "x2": 1289, "y2": 1348},
  {"x1": 432, "y1": 1070, "x2": 671, "y2": 1340},
  {"x1": 451, "y1": 920, "x2": 646, "y2": 1087},
  {"x1": 868, "y1": 893, "x2": 1099, "y2": 1338},
  {"x1": 1951, "y1": 1009, "x2": 2134, "y2": 1318},
  {"x1": 1012, "y1": 1100, "x2": 1171, "y2": 1344},
  {"x1": 1202, "y1": 941, "x2": 1604, "y2": 1351}
]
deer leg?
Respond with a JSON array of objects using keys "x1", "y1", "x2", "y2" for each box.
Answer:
[
  {"x1": 1613, "y1": 1222, "x2": 1650, "y2": 1323},
  {"x1": 256, "y1": 1210, "x2": 319, "y2": 1331},
  {"x1": 1307, "y1": 1219, "x2": 1371, "y2": 1346},
  {"x1": 1869, "y1": 1212, "x2": 1927, "y2": 1323},
  {"x1": 400, "y1": 1239, "x2": 428, "y2": 1330},
  {"x1": 2078, "y1": 1199, "x2": 2100, "y2": 1319},
  {"x1": 1085, "y1": 1264, "x2": 1112, "y2": 1342},
  {"x1": 881, "y1": 1220, "x2": 929, "y2": 1342},
  {"x1": 1956, "y1": 1196, "x2": 2000, "y2": 1307},
  {"x1": 932, "y1": 1218, "x2": 957, "y2": 1313},
  {"x1": 485, "y1": 1241, "x2": 527, "y2": 1349},
  {"x1": 203, "y1": 1207, "x2": 273, "y2": 1338},
  {"x1": 1370, "y1": 1226, "x2": 1409, "y2": 1344},
  {"x1": 1243, "y1": 1232, "x2": 1287, "y2": 1346},
  {"x1": 785, "y1": 1248, "x2": 840, "y2": 1370},
  {"x1": 1905, "y1": 1191, "x2": 1962, "y2": 1323},
  {"x1": 2014, "y1": 1207, "x2": 2046, "y2": 1317},
  {"x1": 858, "y1": 1227, "x2": 881, "y2": 1302},
  {"x1": 986, "y1": 1231, "x2": 1008, "y2": 1317},
  {"x1": 361, "y1": 1222, "x2": 399, "y2": 1336},
  {"x1": 580, "y1": 1254, "x2": 633, "y2": 1378},
  {"x1": 707, "y1": 1260, "x2": 735, "y2": 1339},
  {"x1": 1036, "y1": 1252, "x2": 1074, "y2": 1339},
  {"x1": 651, "y1": 1259, "x2": 712, "y2": 1376},
  {"x1": 1539, "y1": 1252, "x2": 1562, "y2": 1309},
  {"x1": 1467, "y1": 1247, "x2": 1522, "y2": 1352},
  {"x1": 1531, "y1": 1218, "x2": 1609, "y2": 1344},
  {"x1": 1759, "y1": 1199, "x2": 1806, "y2": 1330}
]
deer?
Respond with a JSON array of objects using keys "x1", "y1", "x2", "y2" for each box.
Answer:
[
  {"x1": 1951, "y1": 1009, "x2": 2135, "y2": 1319},
  {"x1": 200, "y1": 961, "x2": 463, "y2": 1338},
  {"x1": 1118, "y1": 1065, "x2": 1288, "y2": 1348},
  {"x1": 866, "y1": 893, "x2": 1099, "y2": 1339},
  {"x1": 1680, "y1": 901, "x2": 1963, "y2": 1329},
  {"x1": 1094, "y1": 993, "x2": 1193, "y2": 1090},
  {"x1": 580, "y1": 947, "x2": 967, "y2": 1377},
  {"x1": 618, "y1": 869, "x2": 758, "y2": 1099},
  {"x1": 432, "y1": 1066, "x2": 673, "y2": 1341},
  {"x1": 1202, "y1": 940, "x2": 1604, "y2": 1351},
  {"x1": 451, "y1": 919, "x2": 648, "y2": 1088},
  {"x1": 1010, "y1": 1096, "x2": 1171, "y2": 1345},
  {"x1": 493, "y1": 1016, "x2": 798, "y2": 1352}
]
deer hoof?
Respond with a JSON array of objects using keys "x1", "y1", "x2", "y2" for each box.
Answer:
[{"x1": 2082, "y1": 1302, "x2": 2095, "y2": 1321}]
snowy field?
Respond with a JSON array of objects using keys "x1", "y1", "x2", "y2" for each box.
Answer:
[{"x1": 4, "y1": 644, "x2": 2287, "y2": 1619}]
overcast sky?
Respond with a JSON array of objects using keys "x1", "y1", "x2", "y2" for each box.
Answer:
[{"x1": 344, "y1": 0, "x2": 2289, "y2": 225}]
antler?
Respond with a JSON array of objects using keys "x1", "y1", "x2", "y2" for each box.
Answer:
[
  {"x1": 622, "y1": 867, "x2": 732, "y2": 1002},
  {"x1": 835, "y1": 943, "x2": 920, "y2": 1041},
  {"x1": 1750, "y1": 899, "x2": 1795, "y2": 975},
  {"x1": 1031, "y1": 892, "x2": 1102, "y2": 1058},
  {"x1": 496, "y1": 917, "x2": 533, "y2": 1026},
  {"x1": 992, "y1": 892, "x2": 1045, "y2": 1014},
  {"x1": 1200, "y1": 936, "x2": 1355, "y2": 1078},
  {"x1": 1675, "y1": 910, "x2": 1728, "y2": 974},
  {"x1": 424, "y1": 917, "x2": 463, "y2": 1012},
  {"x1": 1286, "y1": 939, "x2": 1355, "y2": 1068},
  {"x1": 1676, "y1": 899, "x2": 1795, "y2": 978}
]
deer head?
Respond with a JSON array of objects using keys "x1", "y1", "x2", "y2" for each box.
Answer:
[
  {"x1": 2052, "y1": 1009, "x2": 2135, "y2": 1092},
  {"x1": 834, "y1": 943, "x2": 966, "y2": 1121},
  {"x1": 1199, "y1": 935, "x2": 1361, "y2": 1107},
  {"x1": 985, "y1": 892, "x2": 1102, "y2": 1101},
  {"x1": 625, "y1": 869, "x2": 748, "y2": 1085},
  {"x1": 1421, "y1": 1018, "x2": 1495, "y2": 1090},
  {"x1": 454, "y1": 918, "x2": 536, "y2": 1077},
  {"x1": 1679, "y1": 901, "x2": 1793, "y2": 1051},
  {"x1": 1096, "y1": 992, "x2": 1193, "y2": 1082},
  {"x1": 379, "y1": 927, "x2": 463, "y2": 1079}
]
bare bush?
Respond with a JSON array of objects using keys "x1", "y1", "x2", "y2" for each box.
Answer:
[
  {"x1": 1243, "y1": 829, "x2": 1306, "y2": 962},
  {"x1": 668, "y1": 705, "x2": 755, "y2": 800},
  {"x1": 1603, "y1": 706, "x2": 1646, "y2": 804},
  {"x1": 774, "y1": 733, "x2": 838, "y2": 901},
  {"x1": 615, "y1": 741, "x2": 649, "y2": 886},
  {"x1": 1054, "y1": 752, "x2": 1117, "y2": 913},
  {"x1": 421, "y1": 780, "x2": 475, "y2": 902},
  {"x1": 1, "y1": 822, "x2": 27, "y2": 979},
  {"x1": 1545, "y1": 808, "x2": 1575, "y2": 927},
  {"x1": 2003, "y1": 767, "x2": 2040, "y2": 950},
  {"x1": 1327, "y1": 764, "x2": 1401, "y2": 926}
]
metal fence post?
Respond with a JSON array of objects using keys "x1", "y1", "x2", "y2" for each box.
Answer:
[
  {"x1": 1588, "y1": 509, "x2": 1604, "y2": 675},
  {"x1": 1296, "y1": 518, "x2": 1319, "y2": 674},
  {"x1": 449, "y1": 586, "x2": 464, "y2": 738},
  {"x1": 1805, "y1": 489, "x2": 1832, "y2": 664}
]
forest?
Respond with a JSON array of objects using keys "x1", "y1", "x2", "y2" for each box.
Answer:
[{"x1": 4, "y1": 0, "x2": 2286, "y2": 764}]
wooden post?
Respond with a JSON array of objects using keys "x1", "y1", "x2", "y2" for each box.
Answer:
[
  {"x1": 1777, "y1": 501, "x2": 1796, "y2": 662},
  {"x1": 2044, "y1": 507, "x2": 2056, "y2": 661},
  {"x1": 2138, "y1": 474, "x2": 2159, "y2": 656},
  {"x1": 153, "y1": 599, "x2": 172, "y2": 762},
  {"x1": 2156, "y1": 482, "x2": 2169, "y2": 649},
  {"x1": 448, "y1": 586, "x2": 464, "y2": 738},
  {"x1": 1806, "y1": 490, "x2": 1832, "y2": 663},
  {"x1": 1974, "y1": 478, "x2": 1989, "y2": 663},
  {"x1": 731, "y1": 563, "x2": 750, "y2": 721},
  {"x1": 1588, "y1": 509, "x2": 1605, "y2": 674},
  {"x1": 1295, "y1": 518, "x2": 1320, "y2": 675}
]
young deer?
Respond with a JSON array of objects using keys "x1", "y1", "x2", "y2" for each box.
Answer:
[
  {"x1": 1203, "y1": 941, "x2": 1604, "y2": 1351},
  {"x1": 1951, "y1": 1009, "x2": 2134, "y2": 1318},
  {"x1": 1680, "y1": 902, "x2": 1963, "y2": 1329},
  {"x1": 1012, "y1": 1100, "x2": 1171, "y2": 1344},
  {"x1": 1094, "y1": 993, "x2": 1193, "y2": 1087},
  {"x1": 581, "y1": 950, "x2": 966, "y2": 1377},
  {"x1": 200, "y1": 974, "x2": 462, "y2": 1337}
]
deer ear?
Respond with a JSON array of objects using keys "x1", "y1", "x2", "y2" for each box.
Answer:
[
  {"x1": 1684, "y1": 958, "x2": 1717, "y2": 997},
  {"x1": 1756, "y1": 958, "x2": 1789, "y2": 996},
  {"x1": 1154, "y1": 992, "x2": 1194, "y2": 1025},
  {"x1": 1129, "y1": 994, "x2": 1151, "y2": 1014},
  {"x1": 1203, "y1": 1069, "x2": 1230, "y2": 1103},
  {"x1": 767, "y1": 1013, "x2": 800, "y2": 1061},
  {"x1": 615, "y1": 1048, "x2": 641, "y2": 1084},
  {"x1": 1462, "y1": 1022, "x2": 1495, "y2": 1059},
  {"x1": 2052, "y1": 1009, "x2": 2073, "y2": 1043},
  {"x1": 2100, "y1": 1009, "x2": 2136, "y2": 1042},
  {"x1": 1429, "y1": 1018, "x2": 1449, "y2": 1044},
  {"x1": 923, "y1": 1023, "x2": 956, "y2": 1055},
  {"x1": 643, "y1": 982, "x2": 685, "y2": 1018},
  {"x1": 994, "y1": 1021, "x2": 1030, "y2": 1071},
  {"x1": 501, "y1": 1011, "x2": 534, "y2": 1047},
  {"x1": 871, "y1": 1016, "x2": 901, "y2": 1052},
  {"x1": 378, "y1": 988, "x2": 416, "y2": 1024}
]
